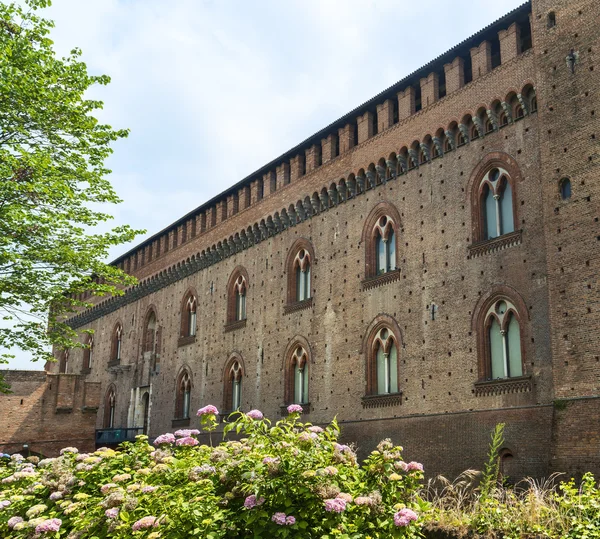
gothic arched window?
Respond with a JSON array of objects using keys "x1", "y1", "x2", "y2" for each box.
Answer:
[
  {"x1": 175, "y1": 370, "x2": 192, "y2": 420},
  {"x1": 223, "y1": 356, "x2": 244, "y2": 413},
  {"x1": 560, "y1": 178, "x2": 572, "y2": 200},
  {"x1": 484, "y1": 299, "x2": 523, "y2": 380},
  {"x1": 285, "y1": 344, "x2": 309, "y2": 405},
  {"x1": 143, "y1": 311, "x2": 158, "y2": 354},
  {"x1": 111, "y1": 323, "x2": 123, "y2": 363},
  {"x1": 226, "y1": 268, "x2": 249, "y2": 328},
  {"x1": 479, "y1": 167, "x2": 515, "y2": 241},
  {"x1": 294, "y1": 250, "x2": 311, "y2": 302},
  {"x1": 362, "y1": 203, "x2": 401, "y2": 282},
  {"x1": 83, "y1": 336, "x2": 93, "y2": 371},
  {"x1": 285, "y1": 239, "x2": 315, "y2": 308},
  {"x1": 180, "y1": 292, "x2": 197, "y2": 339},
  {"x1": 364, "y1": 317, "x2": 403, "y2": 399},
  {"x1": 104, "y1": 386, "x2": 116, "y2": 428},
  {"x1": 59, "y1": 350, "x2": 69, "y2": 374}
]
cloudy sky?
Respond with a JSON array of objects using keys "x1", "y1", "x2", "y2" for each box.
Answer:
[{"x1": 7, "y1": 0, "x2": 526, "y2": 369}]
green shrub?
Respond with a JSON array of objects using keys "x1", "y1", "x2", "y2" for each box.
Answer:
[{"x1": 0, "y1": 406, "x2": 425, "y2": 538}]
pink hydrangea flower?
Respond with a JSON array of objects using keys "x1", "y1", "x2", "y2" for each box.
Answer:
[
  {"x1": 244, "y1": 494, "x2": 265, "y2": 509},
  {"x1": 49, "y1": 492, "x2": 63, "y2": 501},
  {"x1": 287, "y1": 404, "x2": 303, "y2": 414},
  {"x1": 246, "y1": 409, "x2": 264, "y2": 420},
  {"x1": 394, "y1": 461, "x2": 409, "y2": 472},
  {"x1": 59, "y1": 447, "x2": 79, "y2": 455},
  {"x1": 0, "y1": 500, "x2": 10, "y2": 509},
  {"x1": 100, "y1": 483, "x2": 118, "y2": 495},
  {"x1": 35, "y1": 518, "x2": 62, "y2": 533},
  {"x1": 175, "y1": 436, "x2": 199, "y2": 447},
  {"x1": 324, "y1": 497, "x2": 347, "y2": 513},
  {"x1": 141, "y1": 486, "x2": 158, "y2": 493},
  {"x1": 197, "y1": 405, "x2": 219, "y2": 416},
  {"x1": 262, "y1": 457, "x2": 279, "y2": 465},
  {"x1": 105, "y1": 508, "x2": 119, "y2": 519},
  {"x1": 173, "y1": 429, "x2": 200, "y2": 438},
  {"x1": 308, "y1": 426, "x2": 324, "y2": 433},
  {"x1": 271, "y1": 512, "x2": 295, "y2": 525},
  {"x1": 153, "y1": 433, "x2": 176, "y2": 445},
  {"x1": 334, "y1": 443, "x2": 351, "y2": 452},
  {"x1": 394, "y1": 508, "x2": 418, "y2": 527},
  {"x1": 132, "y1": 516, "x2": 159, "y2": 531},
  {"x1": 8, "y1": 516, "x2": 23, "y2": 529},
  {"x1": 407, "y1": 461, "x2": 424, "y2": 472}
]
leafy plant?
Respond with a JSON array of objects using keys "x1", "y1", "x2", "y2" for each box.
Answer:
[
  {"x1": 0, "y1": 406, "x2": 425, "y2": 538},
  {"x1": 0, "y1": 0, "x2": 144, "y2": 388}
]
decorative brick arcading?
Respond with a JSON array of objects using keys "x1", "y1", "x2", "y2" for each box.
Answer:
[
  {"x1": 474, "y1": 376, "x2": 532, "y2": 397},
  {"x1": 468, "y1": 230, "x2": 523, "y2": 258}
]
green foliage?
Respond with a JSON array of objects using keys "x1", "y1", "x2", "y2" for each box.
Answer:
[
  {"x1": 478, "y1": 422, "x2": 504, "y2": 501},
  {"x1": 557, "y1": 473, "x2": 600, "y2": 539},
  {"x1": 0, "y1": 410, "x2": 425, "y2": 538},
  {"x1": 0, "y1": 0, "x2": 144, "y2": 381}
]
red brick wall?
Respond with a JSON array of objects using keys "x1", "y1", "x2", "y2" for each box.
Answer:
[{"x1": 0, "y1": 371, "x2": 100, "y2": 457}]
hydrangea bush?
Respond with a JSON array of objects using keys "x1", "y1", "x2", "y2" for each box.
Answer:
[{"x1": 0, "y1": 406, "x2": 425, "y2": 538}]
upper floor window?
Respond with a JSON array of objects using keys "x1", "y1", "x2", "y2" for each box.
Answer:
[
  {"x1": 547, "y1": 11, "x2": 556, "y2": 29},
  {"x1": 224, "y1": 356, "x2": 244, "y2": 413},
  {"x1": 59, "y1": 350, "x2": 69, "y2": 374},
  {"x1": 175, "y1": 369, "x2": 192, "y2": 420},
  {"x1": 375, "y1": 216, "x2": 396, "y2": 275},
  {"x1": 480, "y1": 168, "x2": 515, "y2": 240},
  {"x1": 374, "y1": 328, "x2": 399, "y2": 395},
  {"x1": 111, "y1": 323, "x2": 123, "y2": 363},
  {"x1": 295, "y1": 250, "x2": 311, "y2": 301},
  {"x1": 285, "y1": 341, "x2": 310, "y2": 406},
  {"x1": 83, "y1": 336, "x2": 93, "y2": 371},
  {"x1": 143, "y1": 310, "x2": 158, "y2": 354},
  {"x1": 364, "y1": 315, "x2": 403, "y2": 400},
  {"x1": 285, "y1": 239, "x2": 315, "y2": 308},
  {"x1": 560, "y1": 178, "x2": 572, "y2": 200},
  {"x1": 485, "y1": 299, "x2": 523, "y2": 380},
  {"x1": 226, "y1": 268, "x2": 249, "y2": 327},
  {"x1": 180, "y1": 292, "x2": 197, "y2": 338},
  {"x1": 104, "y1": 386, "x2": 116, "y2": 428},
  {"x1": 362, "y1": 202, "x2": 401, "y2": 282}
]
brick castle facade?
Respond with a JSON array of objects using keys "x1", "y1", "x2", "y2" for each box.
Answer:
[{"x1": 13, "y1": 0, "x2": 596, "y2": 476}]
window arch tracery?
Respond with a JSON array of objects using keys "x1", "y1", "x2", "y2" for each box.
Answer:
[
  {"x1": 485, "y1": 299, "x2": 523, "y2": 380},
  {"x1": 175, "y1": 369, "x2": 192, "y2": 420},
  {"x1": 180, "y1": 291, "x2": 197, "y2": 339},
  {"x1": 362, "y1": 202, "x2": 401, "y2": 282},
  {"x1": 83, "y1": 335, "x2": 93, "y2": 371},
  {"x1": 104, "y1": 386, "x2": 116, "y2": 428},
  {"x1": 284, "y1": 338, "x2": 311, "y2": 406},
  {"x1": 285, "y1": 239, "x2": 315, "y2": 307},
  {"x1": 363, "y1": 315, "x2": 403, "y2": 400},
  {"x1": 223, "y1": 354, "x2": 244, "y2": 413},
  {"x1": 226, "y1": 267, "x2": 249, "y2": 327},
  {"x1": 110, "y1": 323, "x2": 123, "y2": 363}
]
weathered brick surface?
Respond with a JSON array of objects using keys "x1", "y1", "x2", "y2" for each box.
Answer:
[
  {"x1": 0, "y1": 371, "x2": 99, "y2": 457},
  {"x1": 32, "y1": 0, "x2": 600, "y2": 478}
]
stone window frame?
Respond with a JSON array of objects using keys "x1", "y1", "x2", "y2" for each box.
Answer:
[
  {"x1": 103, "y1": 384, "x2": 117, "y2": 428},
  {"x1": 225, "y1": 266, "x2": 249, "y2": 331},
  {"x1": 283, "y1": 336, "x2": 312, "y2": 410},
  {"x1": 179, "y1": 288, "x2": 198, "y2": 346},
  {"x1": 361, "y1": 202, "x2": 402, "y2": 289},
  {"x1": 59, "y1": 349, "x2": 69, "y2": 374},
  {"x1": 468, "y1": 152, "x2": 523, "y2": 250},
  {"x1": 361, "y1": 314, "x2": 403, "y2": 407},
  {"x1": 471, "y1": 285, "x2": 531, "y2": 394},
  {"x1": 284, "y1": 238, "x2": 315, "y2": 313},
  {"x1": 109, "y1": 322, "x2": 123, "y2": 365},
  {"x1": 174, "y1": 366, "x2": 193, "y2": 422},
  {"x1": 82, "y1": 335, "x2": 93, "y2": 373},
  {"x1": 222, "y1": 352, "x2": 245, "y2": 415}
]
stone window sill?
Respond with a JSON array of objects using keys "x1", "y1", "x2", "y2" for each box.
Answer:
[
  {"x1": 81, "y1": 368, "x2": 91, "y2": 376},
  {"x1": 171, "y1": 417, "x2": 191, "y2": 428},
  {"x1": 474, "y1": 375, "x2": 532, "y2": 397},
  {"x1": 178, "y1": 335, "x2": 196, "y2": 347},
  {"x1": 280, "y1": 402, "x2": 311, "y2": 416},
  {"x1": 284, "y1": 297, "x2": 313, "y2": 315},
  {"x1": 107, "y1": 359, "x2": 121, "y2": 368},
  {"x1": 361, "y1": 269, "x2": 401, "y2": 291},
  {"x1": 468, "y1": 230, "x2": 522, "y2": 258},
  {"x1": 361, "y1": 392, "x2": 403, "y2": 408},
  {"x1": 224, "y1": 319, "x2": 247, "y2": 333}
]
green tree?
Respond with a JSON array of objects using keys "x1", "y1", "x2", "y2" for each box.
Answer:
[{"x1": 0, "y1": 0, "x2": 144, "y2": 390}]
